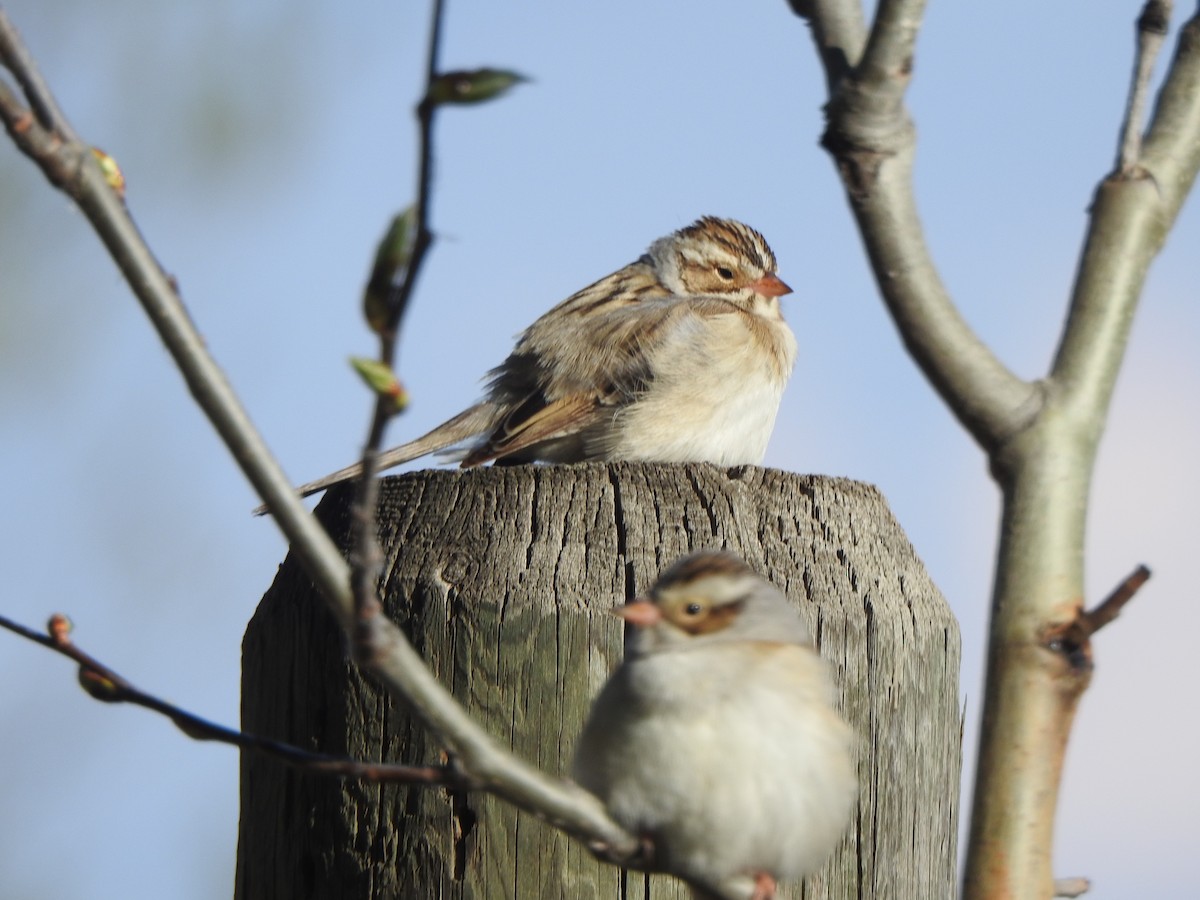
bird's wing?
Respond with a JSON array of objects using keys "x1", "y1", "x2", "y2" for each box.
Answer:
[
  {"x1": 460, "y1": 391, "x2": 605, "y2": 466},
  {"x1": 506, "y1": 295, "x2": 738, "y2": 400},
  {"x1": 464, "y1": 298, "x2": 742, "y2": 467}
]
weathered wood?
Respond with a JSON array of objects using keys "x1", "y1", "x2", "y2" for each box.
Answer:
[{"x1": 237, "y1": 463, "x2": 961, "y2": 899}]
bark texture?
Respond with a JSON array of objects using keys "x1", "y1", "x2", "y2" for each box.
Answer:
[{"x1": 237, "y1": 462, "x2": 960, "y2": 899}]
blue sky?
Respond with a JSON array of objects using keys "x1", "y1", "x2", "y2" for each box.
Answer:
[{"x1": 1, "y1": 2, "x2": 1197, "y2": 898}]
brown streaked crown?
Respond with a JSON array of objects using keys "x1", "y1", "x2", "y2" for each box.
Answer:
[
  {"x1": 652, "y1": 550, "x2": 754, "y2": 592},
  {"x1": 674, "y1": 216, "x2": 778, "y2": 275}
]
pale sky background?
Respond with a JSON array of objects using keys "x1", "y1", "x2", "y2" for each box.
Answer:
[{"x1": 1, "y1": 2, "x2": 1197, "y2": 898}]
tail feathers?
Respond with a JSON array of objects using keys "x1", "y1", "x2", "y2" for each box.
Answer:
[{"x1": 252, "y1": 403, "x2": 498, "y2": 516}]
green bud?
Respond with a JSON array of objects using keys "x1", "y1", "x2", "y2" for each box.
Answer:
[
  {"x1": 349, "y1": 357, "x2": 409, "y2": 412},
  {"x1": 78, "y1": 667, "x2": 123, "y2": 703},
  {"x1": 372, "y1": 208, "x2": 415, "y2": 278},
  {"x1": 363, "y1": 207, "x2": 416, "y2": 334},
  {"x1": 425, "y1": 68, "x2": 528, "y2": 106},
  {"x1": 91, "y1": 147, "x2": 126, "y2": 199}
]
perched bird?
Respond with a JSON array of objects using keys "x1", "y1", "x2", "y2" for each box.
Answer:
[
  {"x1": 281, "y1": 216, "x2": 796, "y2": 503},
  {"x1": 572, "y1": 551, "x2": 857, "y2": 899}
]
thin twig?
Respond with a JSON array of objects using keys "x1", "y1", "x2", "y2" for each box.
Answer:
[
  {"x1": 0, "y1": 7, "x2": 718, "y2": 895},
  {"x1": 1138, "y1": 8, "x2": 1200, "y2": 190},
  {"x1": 1080, "y1": 564, "x2": 1151, "y2": 636},
  {"x1": 0, "y1": 7, "x2": 752, "y2": 895},
  {"x1": 347, "y1": 0, "x2": 445, "y2": 631},
  {"x1": 0, "y1": 612, "x2": 470, "y2": 787},
  {"x1": 1118, "y1": 1, "x2": 1172, "y2": 174},
  {"x1": 1053, "y1": 876, "x2": 1092, "y2": 898},
  {"x1": 0, "y1": 12, "x2": 74, "y2": 134},
  {"x1": 0, "y1": 8, "x2": 354, "y2": 629}
]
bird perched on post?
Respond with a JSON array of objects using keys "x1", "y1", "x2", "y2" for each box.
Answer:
[
  {"x1": 271, "y1": 216, "x2": 796, "y2": 507},
  {"x1": 572, "y1": 551, "x2": 857, "y2": 899}
]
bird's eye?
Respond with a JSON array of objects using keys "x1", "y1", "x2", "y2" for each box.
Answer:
[
  {"x1": 715, "y1": 266, "x2": 735, "y2": 281},
  {"x1": 684, "y1": 602, "x2": 703, "y2": 616}
]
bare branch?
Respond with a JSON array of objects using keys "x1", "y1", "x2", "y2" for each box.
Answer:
[
  {"x1": 0, "y1": 0, "x2": 634, "y2": 868},
  {"x1": 0, "y1": 12, "x2": 74, "y2": 135},
  {"x1": 858, "y1": 0, "x2": 925, "y2": 89},
  {"x1": 1041, "y1": 564, "x2": 1153, "y2": 677},
  {"x1": 1118, "y1": 1, "x2": 1172, "y2": 174},
  {"x1": 960, "y1": 11, "x2": 1199, "y2": 894},
  {"x1": 1140, "y1": 8, "x2": 1200, "y2": 196},
  {"x1": 797, "y1": 1, "x2": 1039, "y2": 455},
  {"x1": 796, "y1": 4, "x2": 1193, "y2": 899},
  {"x1": 347, "y1": 0, "x2": 445, "y2": 634},
  {"x1": 0, "y1": 11, "x2": 354, "y2": 631},
  {"x1": 0, "y1": 8, "x2": 756, "y2": 897},
  {"x1": 1052, "y1": 8, "x2": 1200, "y2": 427},
  {"x1": 0, "y1": 612, "x2": 470, "y2": 787},
  {"x1": 1081, "y1": 564, "x2": 1151, "y2": 637},
  {"x1": 3, "y1": 602, "x2": 756, "y2": 896},
  {"x1": 787, "y1": 0, "x2": 867, "y2": 91},
  {"x1": 1053, "y1": 877, "x2": 1092, "y2": 899}
]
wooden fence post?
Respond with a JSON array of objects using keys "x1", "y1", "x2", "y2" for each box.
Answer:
[{"x1": 236, "y1": 462, "x2": 961, "y2": 899}]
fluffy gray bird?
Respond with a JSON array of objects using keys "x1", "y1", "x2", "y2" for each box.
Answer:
[{"x1": 572, "y1": 551, "x2": 857, "y2": 898}]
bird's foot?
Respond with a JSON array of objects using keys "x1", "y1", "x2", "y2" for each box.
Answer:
[{"x1": 749, "y1": 872, "x2": 777, "y2": 900}]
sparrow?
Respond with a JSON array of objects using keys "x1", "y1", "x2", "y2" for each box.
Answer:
[
  {"x1": 572, "y1": 551, "x2": 856, "y2": 899},
  {"x1": 271, "y1": 217, "x2": 796, "y2": 507}
]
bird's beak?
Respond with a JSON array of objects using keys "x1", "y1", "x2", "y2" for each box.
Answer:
[
  {"x1": 612, "y1": 599, "x2": 662, "y2": 627},
  {"x1": 749, "y1": 273, "x2": 793, "y2": 298}
]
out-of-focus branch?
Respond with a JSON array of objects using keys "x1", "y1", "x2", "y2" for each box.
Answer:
[
  {"x1": 857, "y1": 0, "x2": 924, "y2": 88},
  {"x1": 0, "y1": 0, "x2": 639, "y2": 877},
  {"x1": 1081, "y1": 564, "x2": 1151, "y2": 635},
  {"x1": 1051, "y1": 7, "x2": 1200, "y2": 429},
  {"x1": 2, "y1": 20, "x2": 354, "y2": 632},
  {"x1": 0, "y1": 12, "x2": 72, "y2": 135},
  {"x1": 791, "y1": 2, "x2": 1195, "y2": 899},
  {"x1": 1039, "y1": 565, "x2": 1153, "y2": 684},
  {"x1": 969, "y1": 5, "x2": 1195, "y2": 898},
  {"x1": 787, "y1": 0, "x2": 866, "y2": 90},
  {"x1": 1140, "y1": 8, "x2": 1200, "y2": 187},
  {"x1": 0, "y1": 612, "x2": 470, "y2": 787},
  {"x1": 344, "y1": 0, "x2": 446, "y2": 643},
  {"x1": 1119, "y1": 1, "x2": 1173, "y2": 174},
  {"x1": 1053, "y1": 877, "x2": 1092, "y2": 899},
  {"x1": 792, "y1": 0, "x2": 1040, "y2": 455},
  {"x1": 0, "y1": 7, "x2": 757, "y2": 896}
]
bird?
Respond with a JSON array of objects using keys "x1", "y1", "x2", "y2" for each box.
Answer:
[
  {"x1": 271, "y1": 216, "x2": 797, "y2": 507},
  {"x1": 571, "y1": 551, "x2": 857, "y2": 899}
]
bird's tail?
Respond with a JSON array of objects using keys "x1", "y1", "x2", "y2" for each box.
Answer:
[{"x1": 252, "y1": 403, "x2": 499, "y2": 516}]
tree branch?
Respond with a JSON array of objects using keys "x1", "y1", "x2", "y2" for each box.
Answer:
[
  {"x1": 345, "y1": 0, "x2": 446, "y2": 664},
  {"x1": 1080, "y1": 564, "x2": 1151, "y2": 637},
  {"x1": 1051, "y1": 7, "x2": 1200, "y2": 435},
  {"x1": 793, "y1": 3, "x2": 1195, "y2": 899},
  {"x1": 1118, "y1": 1, "x2": 1172, "y2": 174},
  {"x1": 1053, "y1": 877, "x2": 1092, "y2": 899},
  {"x1": 2, "y1": 12, "x2": 353, "y2": 634},
  {"x1": 794, "y1": 0, "x2": 1040, "y2": 455},
  {"x1": 0, "y1": 612, "x2": 471, "y2": 787},
  {"x1": 788, "y1": 0, "x2": 867, "y2": 91},
  {"x1": 962, "y1": 7, "x2": 1198, "y2": 897},
  {"x1": 1040, "y1": 564, "x2": 1153, "y2": 677},
  {"x1": 1140, "y1": 8, "x2": 1200, "y2": 201},
  {"x1": 0, "y1": 7, "x2": 753, "y2": 897}
]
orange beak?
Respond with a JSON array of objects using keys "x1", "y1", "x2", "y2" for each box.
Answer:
[
  {"x1": 611, "y1": 599, "x2": 661, "y2": 627},
  {"x1": 749, "y1": 273, "x2": 792, "y2": 298}
]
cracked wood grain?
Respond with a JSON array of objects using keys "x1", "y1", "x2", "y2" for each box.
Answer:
[{"x1": 237, "y1": 463, "x2": 960, "y2": 899}]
